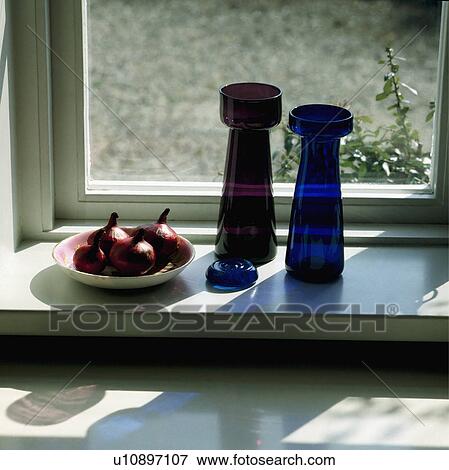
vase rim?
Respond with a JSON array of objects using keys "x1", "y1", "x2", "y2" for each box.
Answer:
[
  {"x1": 290, "y1": 103, "x2": 353, "y2": 124},
  {"x1": 220, "y1": 82, "x2": 282, "y2": 102}
]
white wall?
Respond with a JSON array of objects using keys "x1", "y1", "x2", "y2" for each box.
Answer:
[{"x1": 0, "y1": 0, "x2": 18, "y2": 253}]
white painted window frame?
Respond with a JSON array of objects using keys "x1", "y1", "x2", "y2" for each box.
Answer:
[{"x1": 9, "y1": 0, "x2": 449, "y2": 240}]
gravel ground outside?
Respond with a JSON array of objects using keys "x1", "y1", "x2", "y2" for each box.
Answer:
[{"x1": 87, "y1": 0, "x2": 441, "y2": 183}]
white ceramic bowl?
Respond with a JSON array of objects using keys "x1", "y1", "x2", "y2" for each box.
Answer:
[{"x1": 52, "y1": 229, "x2": 195, "y2": 289}]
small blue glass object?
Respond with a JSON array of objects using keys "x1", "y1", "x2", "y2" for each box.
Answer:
[
  {"x1": 206, "y1": 258, "x2": 258, "y2": 290},
  {"x1": 286, "y1": 104, "x2": 353, "y2": 282}
]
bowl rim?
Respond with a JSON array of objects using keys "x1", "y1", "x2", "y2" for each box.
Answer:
[{"x1": 52, "y1": 231, "x2": 195, "y2": 280}]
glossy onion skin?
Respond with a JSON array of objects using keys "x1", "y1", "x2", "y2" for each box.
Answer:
[
  {"x1": 87, "y1": 212, "x2": 128, "y2": 256},
  {"x1": 73, "y1": 231, "x2": 107, "y2": 275},
  {"x1": 109, "y1": 230, "x2": 156, "y2": 276},
  {"x1": 139, "y1": 208, "x2": 179, "y2": 258}
]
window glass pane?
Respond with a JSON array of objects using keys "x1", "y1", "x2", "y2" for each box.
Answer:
[{"x1": 87, "y1": 0, "x2": 441, "y2": 184}]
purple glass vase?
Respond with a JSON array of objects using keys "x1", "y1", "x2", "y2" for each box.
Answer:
[{"x1": 215, "y1": 82, "x2": 282, "y2": 264}]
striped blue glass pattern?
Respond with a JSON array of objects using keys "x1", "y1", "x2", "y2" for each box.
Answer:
[{"x1": 286, "y1": 104, "x2": 353, "y2": 282}]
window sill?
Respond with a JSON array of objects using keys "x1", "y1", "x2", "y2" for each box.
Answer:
[
  {"x1": 40, "y1": 221, "x2": 448, "y2": 245},
  {"x1": 0, "y1": 239, "x2": 447, "y2": 341}
]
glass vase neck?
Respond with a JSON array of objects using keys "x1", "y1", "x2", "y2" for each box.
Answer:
[{"x1": 215, "y1": 127, "x2": 277, "y2": 264}]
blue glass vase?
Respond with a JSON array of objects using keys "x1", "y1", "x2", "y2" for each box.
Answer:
[{"x1": 286, "y1": 104, "x2": 353, "y2": 282}]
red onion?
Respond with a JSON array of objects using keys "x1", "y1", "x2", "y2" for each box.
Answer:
[
  {"x1": 88, "y1": 212, "x2": 128, "y2": 256},
  {"x1": 139, "y1": 208, "x2": 179, "y2": 258},
  {"x1": 73, "y1": 230, "x2": 107, "y2": 274},
  {"x1": 109, "y1": 229, "x2": 156, "y2": 276}
]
